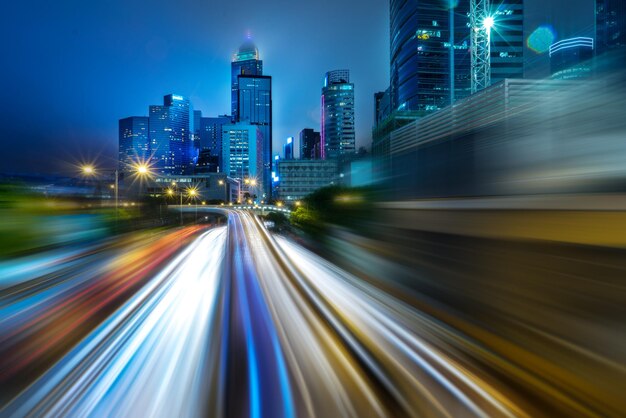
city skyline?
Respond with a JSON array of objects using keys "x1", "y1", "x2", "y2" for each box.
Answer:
[{"x1": 2, "y1": 0, "x2": 591, "y2": 174}]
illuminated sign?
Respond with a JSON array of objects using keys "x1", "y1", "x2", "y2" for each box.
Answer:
[{"x1": 172, "y1": 95, "x2": 184, "y2": 101}]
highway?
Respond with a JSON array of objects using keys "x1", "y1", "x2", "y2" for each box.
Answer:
[{"x1": 1, "y1": 210, "x2": 624, "y2": 417}]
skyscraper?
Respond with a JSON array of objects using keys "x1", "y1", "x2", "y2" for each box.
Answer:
[
  {"x1": 222, "y1": 122, "x2": 263, "y2": 200},
  {"x1": 490, "y1": 0, "x2": 525, "y2": 84},
  {"x1": 390, "y1": 0, "x2": 471, "y2": 113},
  {"x1": 321, "y1": 70, "x2": 355, "y2": 160},
  {"x1": 596, "y1": 0, "x2": 626, "y2": 55},
  {"x1": 149, "y1": 94, "x2": 192, "y2": 175},
  {"x1": 118, "y1": 116, "x2": 149, "y2": 174},
  {"x1": 231, "y1": 39, "x2": 263, "y2": 122},
  {"x1": 299, "y1": 128, "x2": 321, "y2": 160},
  {"x1": 236, "y1": 74, "x2": 272, "y2": 197},
  {"x1": 194, "y1": 113, "x2": 231, "y2": 169}
]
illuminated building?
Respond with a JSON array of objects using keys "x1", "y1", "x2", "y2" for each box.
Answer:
[
  {"x1": 149, "y1": 94, "x2": 192, "y2": 175},
  {"x1": 596, "y1": 0, "x2": 626, "y2": 56},
  {"x1": 194, "y1": 112, "x2": 230, "y2": 169},
  {"x1": 550, "y1": 37, "x2": 594, "y2": 80},
  {"x1": 236, "y1": 74, "x2": 272, "y2": 197},
  {"x1": 299, "y1": 128, "x2": 321, "y2": 160},
  {"x1": 490, "y1": 0, "x2": 525, "y2": 85},
  {"x1": 231, "y1": 39, "x2": 263, "y2": 122},
  {"x1": 283, "y1": 137, "x2": 294, "y2": 160},
  {"x1": 118, "y1": 116, "x2": 149, "y2": 175},
  {"x1": 221, "y1": 122, "x2": 263, "y2": 197},
  {"x1": 321, "y1": 70, "x2": 355, "y2": 160},
  {"x1": 390, "y1": 0, "x2": 471, "y2": 114}
]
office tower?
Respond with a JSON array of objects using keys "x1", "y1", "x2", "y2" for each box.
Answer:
[
  {"x1": 195, "y1": 149, "x2": 220, "y2": 173},
  {"x1": 195, "y1": 113, "x2": 230, "y2": 169},
  {"x1": 284, "y1": 137, "x2": 294, "y2": 160},
  {"x1": 231, "y1": 39, "x2": 263, "y2": 122},
  {"x1": 221, "y1": 122, "x2": 263, "y2": 191},
  {"x1": 390, "y1": 0, "x2": 471, "y2": 113},
  {"x1": 149, "y1": 94, "x2": 191, "y2": 175},
  {"x1": 490, "y1": 0, "x2": 525, "y2": 84},
  {"x1": 118, "y1": 116, "x2": 149, "y2": 173},
  {"x1": 550, "y1": 38, "x2": 595, "y2": 80},
  {"x1": 299, "y1": 128, "x2": 321, "y2": 160},
  {"x1": 596, "y1": 0, "x2": 626, "y2": 55},
  {"x1": 321, "y1": 70, "x2": 355, "y2": 160},
  {"x1": 236, "y1": 74, "x2": 272, "y2": 196}
]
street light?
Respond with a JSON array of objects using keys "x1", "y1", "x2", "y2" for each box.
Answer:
[{"x1": 483, "y1": 16, "x2": 495, "y2": 30}]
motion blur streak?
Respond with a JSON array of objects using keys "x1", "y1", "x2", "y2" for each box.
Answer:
[
  {"x1": 2, "y1": 227, "x2": 227, "y2": 418},
  {"x1": 0, "y1": 226, "x2": 204, "y2": 401},
  {"x1": 272, "y1": 233, "x2": 520, "y2": 418}
]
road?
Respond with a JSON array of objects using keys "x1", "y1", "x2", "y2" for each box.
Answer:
[{"x1": 1, "y1": 210, "x2": 624, "y2": 417}]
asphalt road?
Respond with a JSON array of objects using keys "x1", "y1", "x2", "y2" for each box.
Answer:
[{"x1": 1, "y1": 211, "x2": 623, "y2": 417}]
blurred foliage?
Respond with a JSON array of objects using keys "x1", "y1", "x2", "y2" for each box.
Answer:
[
  {"x1": 262, "y1": 211, "x2": 290, "y2": 232},
  {"x1": 289, "y1": 185, "x2": 377, "y2": 237},
  {"x1": 0, "y1": 183, "x2": 209, "y2": 259}
]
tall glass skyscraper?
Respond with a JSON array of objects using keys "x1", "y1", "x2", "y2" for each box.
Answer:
[
  {"x1": 237, "y1": 74, "x2": 272, "y2": 197},
  {"x1": 221, "y1": 122, "x2": 263, "y2": 199},
  {"x1": 149, "y1": 94, "x2": 192, "y2": 175},
  {"x1": 321, "y1": 70, "x2": 355, "y2": 160},
  {"x1": 490, "y1": 0, "x2": 525, "y2": 84},
  {"x1": 390, "y1": 0, "x2": 471, "y2": 113},
  {"x1": 231, "y1": 39, "x2": 263, "y2": 122},
  {"x1": 118, "y1": 116, "x2": 149, "y2": 174},
  {"x1": 596, "y1": 0, "x2": 626, "y2": 55}
]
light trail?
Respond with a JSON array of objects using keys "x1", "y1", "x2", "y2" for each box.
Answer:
[{"x1": 2, "y1": 227, "x2": 227, "y2": 418}]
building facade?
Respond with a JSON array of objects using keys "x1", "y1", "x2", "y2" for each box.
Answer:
[
  {"x1": 596, "y1": 0, "x2": 626, "y2": 56},
  {"x1": 118, "y1": 116, "x2": 149, "y2": 174},
  {"x1": 550, "y1": 37, "x2": 595, "y2": 80},
  {"x1": 283, "y1": 137, "x2": 294, "y2": 160},
  {"x1": 221, "y1": 123, "x2": 263, "y2": 198},
  {"x1": 490, "y1": 0, "x2": 525, "y2": 84},
  {"x1": 276, "y1": 160, "x2": 339, "y2": 201},
  {"x1": 299, "y1": 128, "x2": 321, "y2": 160},
  {"x1": 236, "y1": 74, "x2": 272, "y2": 197},
  {"x1": 149, "y1": 94, "x2": 192, "y2": 175},
  {"x1": 231, "y1": 39, "x2": 263, "y2": 122},
  {"x1": 195, "y1": 113, "x2": 230, "y2": 169},
  {"x1": 390, "y1": 0, "x2": 471, "y2": 114},
  {"x1": 321, "y1": 70, "x2": 355, "y2": 160}
]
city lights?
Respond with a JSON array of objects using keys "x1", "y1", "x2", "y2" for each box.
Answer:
[{"x1": 483, "y1": 16, "x2": 494, "y2": 30}]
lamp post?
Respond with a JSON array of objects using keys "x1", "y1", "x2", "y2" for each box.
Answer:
[{"x1": 82, "y1": 165, "x2": 119, "y2": 225}]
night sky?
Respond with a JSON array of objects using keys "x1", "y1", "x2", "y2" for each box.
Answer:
[{"x1": 1, "y1": 0, "x2": 591, "y2": 174}]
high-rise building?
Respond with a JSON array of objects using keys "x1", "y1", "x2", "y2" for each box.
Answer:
[
  {"x1": 490, "y1": 0, "x2": 525, "y2": 84},
  {"x1": 321, "y1": 70, "x2": 355, "y2": 160},
  {"x1": 596, "y1": 0, "x2": 626, "y2": 56},
  {"x1": 284, "y1": 137, "x2": 294, "y2": 160},
  {"x1": 194, "y1": 113, "x2": 230, "y2": 169},
  {"x1": 231, "y1": 39, "x2": 263, "y2": 122},
  {"x1": 149, "y1": 94, "x2": 192, "y2": 175},
  {"x1": 236, "y1": 74, "x2": 272, "y2": 197},
  {"x1": 118, "y1": 116, "x2": 149, "y2": 174},
  {"x1": 299, "y1": 128, "x2": 321, "y2": 160},
  {"x1": 550, "y1": 37, "x2": 595, "y2": 80},
  {"x1": 390, "y1": 0, "x2": 471, "y2": 113},
  {"x1": 221, "y1": 122, "x2": 263, "y2": 198}
]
